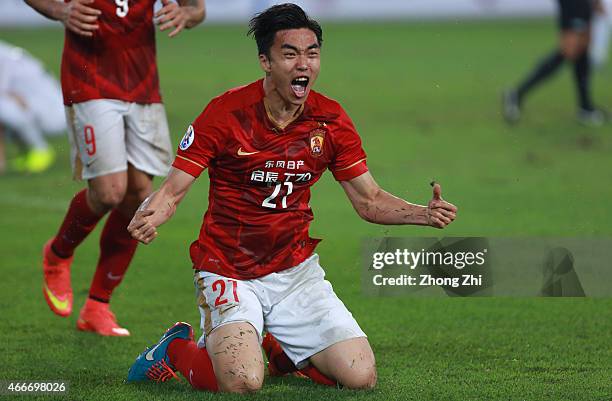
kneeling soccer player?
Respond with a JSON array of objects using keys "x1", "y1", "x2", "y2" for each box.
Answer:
[{"x1": 126, "y1": 3, "x2": 457, "y2": 393}]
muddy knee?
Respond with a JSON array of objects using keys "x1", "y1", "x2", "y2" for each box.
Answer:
[
  {"x1": 340, "y1": 366, "x2": 377, "y2": 390},
  {"x1": 217, "y1": 371, "x2": 263, "y2": 394}
]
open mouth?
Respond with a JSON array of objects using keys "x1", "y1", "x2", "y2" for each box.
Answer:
[{"x1": 290, "y1": 76, "x2": 309, "y2": 98}]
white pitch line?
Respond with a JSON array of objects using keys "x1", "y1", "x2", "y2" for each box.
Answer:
[{"x1": 0, "y1": 193, "x2": 68, "y2": 213}]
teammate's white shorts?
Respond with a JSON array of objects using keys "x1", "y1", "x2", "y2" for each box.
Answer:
[
  {"x1": 65, "y1": 99, "x2": 173, "y2": 180},
  {"x1": 194, "y1": 253, "x2": 367, "y2": 368}
]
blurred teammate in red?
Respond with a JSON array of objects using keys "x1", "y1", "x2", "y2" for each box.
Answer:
[
  {"x1": 126, "y1": 3, "x2": 457, "y2": 393},
  {"x1": 25, "y1": 0, "x2": 205, "y2": 336}
]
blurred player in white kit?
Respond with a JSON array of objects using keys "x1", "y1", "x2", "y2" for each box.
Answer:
[{"x1": 0, "y1": 41, "x2": 65, "y2": 173}]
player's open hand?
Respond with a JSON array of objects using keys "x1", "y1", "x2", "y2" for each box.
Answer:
[
  {"x1": 426, "y1": 182, "x2": 457, "y2": 229},
  {"x1": 62, "y1": 0, "x2": 101, "y2": 37},
  {"x1": 155, "y1": 0, "x2": 189, "y2": 37},
  {"x1": 128, "y1": 210, "x2": 158, "y2": 244}
]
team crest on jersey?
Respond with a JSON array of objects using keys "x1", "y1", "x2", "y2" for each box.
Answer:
[
  {"x1": 309, "y1": 128, "x2": 325, "y2": 157},
  {"x1": 179, "y1": 125, "x2": 194, "y2": 150}
]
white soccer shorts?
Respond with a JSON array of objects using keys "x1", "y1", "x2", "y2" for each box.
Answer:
[
  {"x1": 65, "y1": 99, "x2": 173, "y2": 180},
  {"x1": 194, "y1": 253, "x2": 367, "y2": 368}
]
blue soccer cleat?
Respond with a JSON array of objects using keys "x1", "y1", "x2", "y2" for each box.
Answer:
[{"x1": 127, "y1": 322, "x2": 194, "y2": 383}]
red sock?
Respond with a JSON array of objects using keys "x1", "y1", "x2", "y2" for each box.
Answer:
[
  {"x1": 300, "y1": 365, "x2": 337, "y2": 387},
  {"x1": 265, "y1": 335, "x2": 298, "y2": 374},
  {"x1": 88, "y1": 209, "x2": 138, "y2": 301},
  {"x1": 264, "y1": 334, "x2": 336, "y2": 387},
  {"x1": 52, "y1": 189, "x2": 103, "y2": 258},
  {"x1": 168, "y1": 339, "x2": 218, "y2": 392}
]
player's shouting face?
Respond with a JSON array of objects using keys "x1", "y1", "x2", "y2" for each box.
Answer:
[{"x1": 259, "y1": 28, "x2": 321, "y2": 106}]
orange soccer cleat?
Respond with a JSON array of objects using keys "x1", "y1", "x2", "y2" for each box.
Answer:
[
  {"x1": 76, "y1": 298, "x2": 130, "y2": 336},
  {"x1": 42, "y1": 239, "x2": 74, "y2": 317}
]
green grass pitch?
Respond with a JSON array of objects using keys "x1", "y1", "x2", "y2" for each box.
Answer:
[{"x1": 1, "y1": 19, "x2": 611, "y2": 400}]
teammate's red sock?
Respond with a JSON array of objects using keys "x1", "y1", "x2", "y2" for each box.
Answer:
[
  {"x1": 168, "y1": 339, "x2": 219, "y2": 391},
  {"x1": 52, "y1": 189, "x2": 103, "y2": 258},
  {"x1": 299, "y1": 365, "x2": 337, "y2": 387},
  {"x1": 88, "y1": 209, "x2": 138, "y2": 301}
]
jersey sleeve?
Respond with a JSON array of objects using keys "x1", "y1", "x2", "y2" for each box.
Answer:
[
  {"x1": 172, "y1": 100, "x2": 226, "y2": 178},
  {"x1": 328, "y1": 107, "x2": 368, "y2": 181}
]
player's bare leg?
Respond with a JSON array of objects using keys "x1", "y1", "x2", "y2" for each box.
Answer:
[
  {"x1": 560, "y1": 29, "x2": 590, "y2": 60},
  {"x1": 206, "y1": 322, "x2": 265, "y2": 393},
  {"x1": 309, "y1": 337, "x2": 377, "y2": 390},
  {"x1": 117, "y1": 164, "x2": 154, "y2": 216},
  {"x1": 86, "y1": 170, "x2": 129, "y2": 215}
]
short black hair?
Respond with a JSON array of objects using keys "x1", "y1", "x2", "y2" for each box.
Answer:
[{"x1": 247, "y1": 3, "x2": 323, "y2": 56}]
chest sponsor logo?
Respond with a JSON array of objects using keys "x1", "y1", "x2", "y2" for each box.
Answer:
[
  {"x1": 309, "y1": 128, "x2": 326, "y2": 157},
  {"x1": 179, "y1": 125, "x2": 194, "y2": 151}
]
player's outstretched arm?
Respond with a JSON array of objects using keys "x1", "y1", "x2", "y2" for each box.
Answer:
[
  {"x1": 128, "y1": 167, "x2": 196, "y2": 244},
  {"x1": 340, "y1": 171, "x2": 457, "y2": 229},
  {"x1": 25, "y1": 0, "x2": 100, "y2": 37},
  {"x1": 156, "y1": 0, "x2": 206, "y2": 38}
]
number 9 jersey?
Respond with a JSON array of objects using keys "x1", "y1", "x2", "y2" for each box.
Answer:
[
  {"x1": 60, "y1": 0, "x2": 161, "y2": 105},
  {"x1": 173, "y1": 80, "x2": 368, "y2": 280}
]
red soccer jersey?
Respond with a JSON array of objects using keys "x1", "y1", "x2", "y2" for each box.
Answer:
[
  {"x1": 172, "y1": 80, "x2": 368, "y2": 279},
  {"x1": 60, "y1": 0, "x2": 161, "y2": 105}
]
